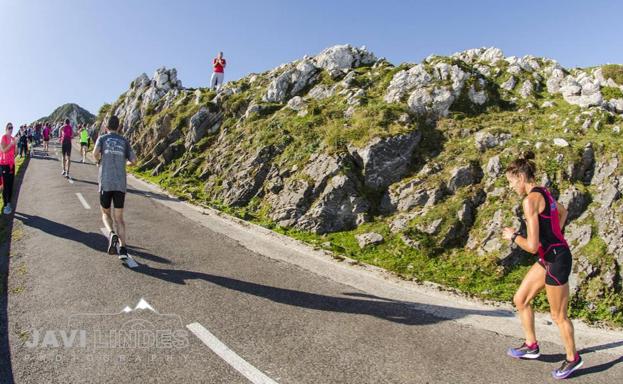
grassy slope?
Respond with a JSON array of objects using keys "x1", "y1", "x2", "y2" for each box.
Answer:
[{"x1": 117, "y1": 59, "x2": 623, "y2": 327}]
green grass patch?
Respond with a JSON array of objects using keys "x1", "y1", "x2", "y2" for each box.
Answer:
[{"x1": 602, "y1": 64, "x2": 623, "y2": 85}]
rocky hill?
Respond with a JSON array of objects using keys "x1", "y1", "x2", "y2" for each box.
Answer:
[
  {"x1": 35, "y1": 103, "x2": 95, "y2": 126},
  {"x1": 95, "y1": 45, "x2": 623, "y2": 326}
]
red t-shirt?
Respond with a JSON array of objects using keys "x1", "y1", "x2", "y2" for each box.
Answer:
[
  {"x1": 0, "y1": 134, "x2": 16, "y2": 166},
  {"x1": 43, "y1": 127, "x2": 51, "y2": 140},
  {"x1": 213, "y1": 58, "x2": 226, "y2": 73}
]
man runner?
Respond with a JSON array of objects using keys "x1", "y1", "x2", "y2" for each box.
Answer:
[
  {"x1": 79, "y1": 124, "x2": 90, "y2": 163},
  {"x1": 59, "y1": 119, "x2": 73, "y2": 178},
  {"x1": 93, "y1": 115, "x2": 137, "y2": 260}
]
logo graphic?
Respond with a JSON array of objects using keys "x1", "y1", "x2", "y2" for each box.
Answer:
[{"x1": 24, "y1": 299, "x2": 191, "y2": 363}]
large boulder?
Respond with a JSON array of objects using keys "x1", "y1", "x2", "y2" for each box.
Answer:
[
  {"x1": 592, "y1": 156, "x2": 619, "y2": 185},
  {"x1": 263, "y1": 60, "x2": 320, "y2": 103},
  {"x1": 267, "y1": 153, "x2": 345, "y2": 227},
  {"x1": 184, "y1": 107, "x2": 223, "y2": 149},
  {"x1": 313, "y1": 44, "x2": 376, "y2": 77},
  {"x1": 380, "y1": 179, "x2": 447, "y2": 214},
  {"x1": 474, "y1": 131, "x2": 511, "y2": 152},
  {"x1": 566, "y1": 143, "x2": 595, "y2": 183},
  {"x1": 384, "y1": 64, "x2": 432, "y2": 103},
  {"x1": 296, "y1": 174, "x2": 370, "y2": 234},
  {"x1": 349, "y1": 130, "x2": 422, "y2": 192},
  {"x1": 450, "y1": 47, "x2": 504, "y2": 65},
  {"x1": 407, "y1": 87, "x2": 455, "y2": 118},
  {"x1": 558, "y1": 73, "x2": 603, "y2": 108},
  {"x1": 220, "y1": 145, "x2": 280, "y2": 207},
  {"x1": 558, "y1": 186, "x2": 590, "y2": 222},
  {"x1": 485, "y1": 155, "x2": 503, "y2": 178},
  {"x1": 448, "y1": 163, "x2": 484, "y2": 193},
  {"x1": 356, "y1": 232, "x2": 384, "y2": 248}
]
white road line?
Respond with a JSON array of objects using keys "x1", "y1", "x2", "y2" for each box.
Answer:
[
  {"x1": 186, "y1": 322, "x2": 278, "y2": 384},
  {"x1": 76, "y1": 193, "x2": 91, "y2": 209}
]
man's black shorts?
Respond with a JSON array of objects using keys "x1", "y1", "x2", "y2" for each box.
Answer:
[
  {"x1": 62, "y1": 140, "x2": 72, "y2": 156},
  {"x1": 100, "y1": 191, "x2": 126, "y2": 209},
  {"x1": 80, "y1": 142, "x2": 88, "y2": 148}
]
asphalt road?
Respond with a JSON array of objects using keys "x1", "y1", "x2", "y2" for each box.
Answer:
[{"x1": 1, "y1": 141, "x2": 621, "y2": 383}]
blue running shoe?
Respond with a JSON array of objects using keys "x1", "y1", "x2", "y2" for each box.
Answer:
[
  {"x1": 552, "y1": 355, "x2": 583, "y2": 380},
  {"x1": 507, "y1": 342, "x2": 540, "y2": 359}
]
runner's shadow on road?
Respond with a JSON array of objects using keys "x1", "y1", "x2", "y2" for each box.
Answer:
[
  {"x1": 70, "y1": 178, "x2": 98, "y2": 186},
  {"x1": 538, "y1": 340, "x2": 623, "y2": 377},
  {"x1": 572, "y1": 355, "x2": 623, "y2": 378},
  {"x1": 130, "y1": 264, "x2": 508, "y2": 326},
  {"x1": 127, "y1": 247, "x2": 171, "y2": 264},
  {"x1": 13, "y1": 213, "x2": 107, "y2": 253},
  {"x1": 12, "y1": 213, "x2": 172, "y2": 265}
]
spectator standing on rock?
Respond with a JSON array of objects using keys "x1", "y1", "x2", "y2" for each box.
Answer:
[{"x1": 210, "y1": 51, "x2": 226, "y2": 91}]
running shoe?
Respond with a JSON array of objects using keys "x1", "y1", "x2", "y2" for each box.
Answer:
[
  {"x1": 2, "y1": 204, "x2": 12, "y2": 215},
  {"x1": 118, "y1": 246, "x2": 129, "y2": 261},
  {"x1": 507, "y1": 342, "x2": 540, "y2": 359},
  {"x1": 107, "y1": 232, "x2": 119, "y2": 255},
  {"x1": 61, "y1": 170, "x2": 66, "y2": 176},
  {"x1": 552, "y1": 355, "x2": 583, "y2": 380}
]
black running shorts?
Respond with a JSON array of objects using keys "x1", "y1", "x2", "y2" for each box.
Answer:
[
  {"x1": 100, "y1": 191, "x2": 126, "y2": 209},
  {"x1": 538, "y1": 247, "x2": 572, "y2": 286},
  {"x1": 80, "y1": 142, "x2": 88, "y2": 148},
  {"x1": 62, "y1": 140, "x2": 72, "y2": 156}
]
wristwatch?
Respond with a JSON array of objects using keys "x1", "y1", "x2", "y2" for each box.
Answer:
[{"x1": 511, "y1": 232, "x2": 519, "y2": 243}]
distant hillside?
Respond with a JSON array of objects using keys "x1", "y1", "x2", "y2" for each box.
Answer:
[{"x1": 34, "y1": 103, "x2": 95, "y2": 126}]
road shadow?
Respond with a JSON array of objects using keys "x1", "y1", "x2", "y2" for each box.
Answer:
[
  {"x1": 130, "y1": 263, "x2": 511, "y2": 326},
  {"x1": 538, "y1": 339, "x2": 623, "y2": 377},
  {"x1": 572, "y1": 355, "x2": 623, "y2": 378},
  {"x1": 13, "y1": 213, "x2": 107, "y2": 254},
  {"x1": 70, "y1": 178, "x2": 98, "y2": 186},
  {"x1": 12, "y1": 213, "x2": 171, "y2": 265},
  {"x1": 0, "y1": 157, "x2": 31, "y2": 384},
  {"x1": 127, "y1": 247, "x2": 171, "y2": 265}
]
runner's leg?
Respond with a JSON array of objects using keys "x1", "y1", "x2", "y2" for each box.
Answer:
[
  {"x1": 546, "y1": 283, "x2": 577, "y2": 361},
  {"x1": 101, "y1": 206, "x2": 114, "y2": 235},
  {"x1": 1, "y1": 166, "x2": 13, "y2": 208},
  {"x1": 113, "y1": 208, "x2": 127, "y2": 247},
  {"x1": 513, "y1": 262, "x2": 546, "y2": 345}
]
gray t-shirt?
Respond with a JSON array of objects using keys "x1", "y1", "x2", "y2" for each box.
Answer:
[{"x1": 95, "y1": 133, "x2": 136, "y2": 192}]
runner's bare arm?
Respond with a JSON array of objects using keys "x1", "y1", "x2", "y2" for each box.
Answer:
[
  {"x1": 93, "y1": 146, "x2": 101, "y2": 162},
  {"x1": 126, "y1": 154, "x2": 137, "y2": 166},
  {"x1": 557, "y1": 203, "x2": 568, "y2": 230},
  {"x1": 503, "y1": 194, "x2": 540, "y2": 254}
]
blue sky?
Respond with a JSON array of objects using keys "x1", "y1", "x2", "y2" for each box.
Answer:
[{"x1": 1, "y1": 0, "x2": 621, "y2": 125}]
